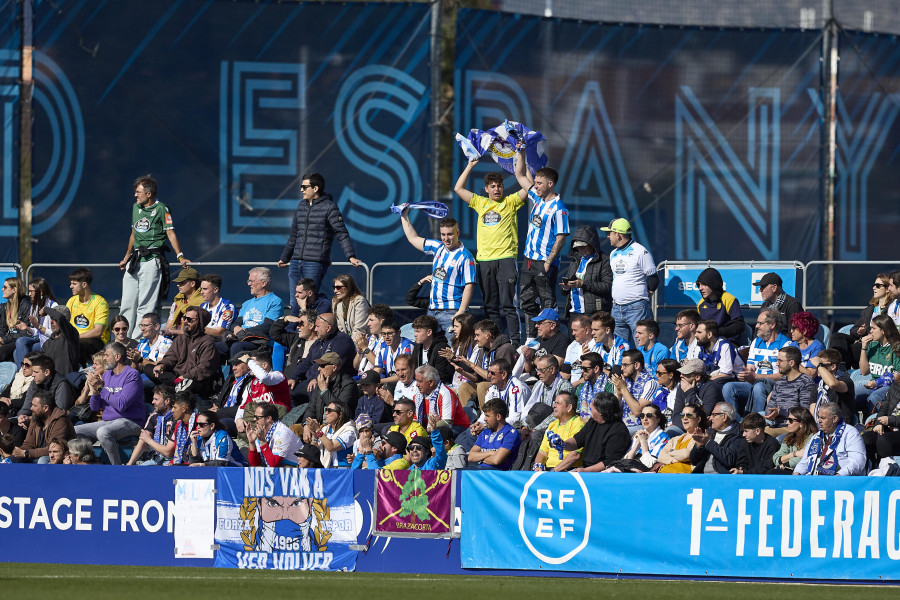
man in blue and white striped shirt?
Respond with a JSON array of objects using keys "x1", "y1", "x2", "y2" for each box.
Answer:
[
  {"x1": 400, "y1": 210, "x2": 476, "y2": 337},
  {"x1": 514, "y1": 159, "x2": 570, "y2": 338}
]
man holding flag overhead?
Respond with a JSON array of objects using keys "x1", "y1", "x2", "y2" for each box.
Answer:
[
  {"x1": 453, "y1": 152, "x2": 528, "y2": 346},
  {"x1": 399, "y1": 210, "x2": 476, "y2": 337},
  {"x1": 514, "y1": 153, "x2": 570, "y2": 339}
]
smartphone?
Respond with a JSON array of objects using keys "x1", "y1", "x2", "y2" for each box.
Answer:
[{"x1": 610, "y1": 365, "x2": 623, "y2": 377}]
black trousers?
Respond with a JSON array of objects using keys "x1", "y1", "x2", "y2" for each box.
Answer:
[
  {"x1": 477, "y1": 257, "x2": 521, "y2": 345},
  {"x1": 519, "y1": 258, "x2": 558, "y2": 337}
]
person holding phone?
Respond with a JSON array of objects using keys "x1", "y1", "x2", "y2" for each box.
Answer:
[{"x1": 560, "y1": 226, "x2": 612, "y2": 319}]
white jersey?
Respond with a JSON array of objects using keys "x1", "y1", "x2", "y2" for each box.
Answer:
[
  {"x1": 483, "y1": 377, "x2": 532, "y2": 426},
  {"x1": 609, "y1": 240, "x2": 656, "y2": 304},
  {"x1": 254, "y1": 421, "x2": 303, "y2": 466}
]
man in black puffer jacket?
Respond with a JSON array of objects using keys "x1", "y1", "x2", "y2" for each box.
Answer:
[
  {"x1": 561, "y1": 225, "x2": 613, "y2": 317},
  {"x1": 277, "y1": 173, "x2": 362, "y2": 311}
]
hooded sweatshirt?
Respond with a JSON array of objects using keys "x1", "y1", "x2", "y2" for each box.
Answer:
[
  {"x1": 565, "y1": 225, "x2": 613, "y2": 315},
  {"x1": 159, "y1": 307, "x2": 220, "y2": 381},
  {"x1": 41, "y1": 307, "x2": 80, "y2": 377},
  {"x1": 695, "y1": 267, "x2": 745, "y2": 344}
]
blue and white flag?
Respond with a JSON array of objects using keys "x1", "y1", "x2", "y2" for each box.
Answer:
[
  {"x1": 389, "y1": 201, "x2": 449, "y2": 219},
  {"x1": 455, "y1": 119, "x2": 547, "y2": 177}
]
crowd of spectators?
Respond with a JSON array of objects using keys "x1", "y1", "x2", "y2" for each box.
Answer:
[{"x1": 2, "y1": 170, "x2": 898, "y2": 479}]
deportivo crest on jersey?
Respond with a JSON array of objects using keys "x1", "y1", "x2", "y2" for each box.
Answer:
[
  {"x1": 74, "y1": 315, "x2": 89, "y2": 328},
  {"x1": 433, "y1": 267, "x2": 447, "y2": 281},
  {"x1": 482, "y1": 211, "x2": 501, "y2": 225},
  {"x1": 134, "y1": 217, "x2": 151, "y2": 233},
  {"x1": 531, "y1": 215, "x2": 542, "y2": 227}
]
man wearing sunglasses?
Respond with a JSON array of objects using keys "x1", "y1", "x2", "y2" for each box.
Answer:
[
  {"x1": 755, "y1": 272, "x2": 802, "y2": 335},
  {"x1": 690, "y1": 401, "x2": 746, "y2": 474},
  {"x1": 388, "y1": 399, "x2": 427, "y2": 443},
  {"x1": 150, "y1": 307, "x2": 219, "y2": 396},
  {"x1": 277, "y1": 173, "x2": 362, "y2": 312}
]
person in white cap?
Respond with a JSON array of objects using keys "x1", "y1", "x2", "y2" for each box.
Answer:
[{"x1": 600, "y1": 218, "x2": 657, "y2": 347}]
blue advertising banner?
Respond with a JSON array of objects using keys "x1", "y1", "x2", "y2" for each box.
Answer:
[
  {"x1": 461, "y1": 471, "x2": 900, "y2": 580},
  {"x1": 0, "y1": 465, "x2": 214, "y2": 567},
  {"x1": 662, "y1": 264, "x2": 799, "y2": 308},
  {"x1": 214, "y1": 467, "x2": 358, "y2": 571}
]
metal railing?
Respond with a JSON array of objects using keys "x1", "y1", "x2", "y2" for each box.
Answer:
[
  {"x1": 25, "y1": 261, "x2": 370, "y2": 306},
  {"x1": 801, "y1": 260, "x2": 899, "y2": 313},
  {"x1": 651, "y1": 260, "x2": 806, "y2": 319}
]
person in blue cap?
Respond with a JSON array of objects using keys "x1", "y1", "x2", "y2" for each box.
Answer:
[{"x1": 519, "y1": 308, "x2": 570, "y2": 378}]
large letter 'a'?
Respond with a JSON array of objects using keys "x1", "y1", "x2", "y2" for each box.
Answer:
[
  {"x1": 675, "y1": 86, "x2": 780, "y2": 259},
  {"x1": 556, "y1": 81, "x2": 647, "y2": 243}
]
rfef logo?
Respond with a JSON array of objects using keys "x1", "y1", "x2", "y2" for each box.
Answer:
[{"x1": 517, "y1": 472, "x2": 591, "y2": 564}]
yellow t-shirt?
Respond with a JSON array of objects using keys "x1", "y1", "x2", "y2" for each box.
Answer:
[
  {"x1": 469, "y1": 192, "x2": 525, "y2": 261},
  {"x1": 66, "y1": 293, "x2": 110, "y2": 343},
  {"x1": 539, "y1": 416, "x2": 585, "y2": 469},
  {"x1": 390, "y1": 421, "x2": 427, "y2": 444}
]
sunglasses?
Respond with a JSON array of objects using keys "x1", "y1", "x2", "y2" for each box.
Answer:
[
  {"x1": 874, "y1": 283, "x2": 887, "y2": 288},
  {"x1": 786, "y1": 417, "x2": 801, "y2": 423},
  {"x1": 392, "y1": 409, "x2": 409, "y2": 415},
  {"x1": 181, "y1": 316, "x2": 197, "y2": 323},
  {"x1": 679, "y1": 413, "x2": 697, "y2": 419},
  {"x1": 487, "y1": 370, "x2": 502, "y2": 376},
  {"x1": 333, "y1": 285, "x2": 345, "y2": 290},
  {"x1": 23, "y1": 362, "x2": 32, "y2": 367},
  {"x1": 639, "y1": 413, "x2": 657, "y2": 419},
  {"x1": 113, "y1": 327, "x2": 128, "y2": 332},
  {"x1": 710, "y1": 412, "x2": 726, "y2": 417},
  {"x1": 324, "y1": 407, "x2": 338, "y2": 413},
  {"x1": 300, "y1": 184, "x2": 313, "y2": 190},
  {"x1": 196, "y1": 421, "x2": 211, "y2": 427},
  {"x1": 407, "y1": 444, "x2": 425, "y2": 451}
]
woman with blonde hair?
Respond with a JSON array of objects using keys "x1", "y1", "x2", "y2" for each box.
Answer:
[
  {"x1": 331, "y1": 273, "x2": 369, "y2": 336},
  {"x1": 0, "y1": 277, "x2": 30, "y2": 363}
]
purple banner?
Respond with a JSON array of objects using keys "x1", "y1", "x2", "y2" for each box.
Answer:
[{"x1": 374, "y1": 470, "x2": 454, "y2": 537}]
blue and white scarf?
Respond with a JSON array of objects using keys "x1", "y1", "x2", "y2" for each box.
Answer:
[
  {"x1": 805, "y1": 420, "x2": 846, "y2": 476},
  {"x1": 455, "y1": 119, "x2": 547, "y2": 177},
  {"x1": 153, "y1": 409, "x2": 173, "y2": 446},
  {"x1": 172, "y1": 411, "x2": 197, "y2": 465},
  {"x1": 222, "y1": 374, "x2": 248, "y2": 408}
]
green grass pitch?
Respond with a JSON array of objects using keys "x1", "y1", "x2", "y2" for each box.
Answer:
[{"x1": 0, "y1": 563, "x2": 896, "y2": 600}]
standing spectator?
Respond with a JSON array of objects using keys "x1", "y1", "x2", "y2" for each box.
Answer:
[
  {"x1": 74, "y1": 341, "x2": 144, "y2": 465},
  {"x1": 399, "y1": 210, "x2": 476, "y2": 336},
  {"x1": 610, "y1": 349, "x2": 660, "y2": 433},
  {"x1": 830, "y1": 273, "x2": 892, "y2": 369},
  {"x1": 755, "y1": 272, "x2": 802, "y2": 335},
  {"x1": 332, "y1": 274, "x2": 369, "y2": 337},
  {"x1": 670, "y1": 309, "x2": 701, "y2": 362},
  {"x1": 794, "y1": 401, "x2": 865, "y2": 476},
  {"x1": 13, "y1": 277, "x2": 57, "y2": 367},
  {"x1": 199, "y1": 274, "x2": 235, "y2": 338},
  {"x1": 468, "y1": 397, "x2": 521, "y2": 470},
  {"x1": 601, "y1": 218, "x2": 657, "y2": 346},
  {"x1": 735, "y1": 413, "x2": 779, "y2": 474},
  {"x1": 764, "y1": 346, "x2": 815, "y2": 435},
  {"x1": 13, "y1": 389, "x2": 76, "y2": 463},
  {"x1": 689, "y1": 402, "x2": 745, "y2": 474},
  {"x1": 119, "y1": 174, "x2": 191, "y2": 339},
  {"x1": 724, "y1": 308, "x2": 790, "y2": 415},
  {"x1": 696, "y1": 320, "x2": 744, "y2": 382},
  {"x1": 0, "y1": 277, "x2": 29, "y2": 363},
  {"x1": 855, "y1": 314, "x2": 900, "y2": 414},
  {"x1": 218, "y1": 267, "x2": 284, "y2": 359},
  {"x1": 634, "y1": 319, "x2": 670, "y2": 375},
  {"x1": 164, "y1": 268, "x2": 203, "y2": 336},
  {"x1": 787, "y1": 311, "x2": 824, "y2": 377},
  {"x1": 454, "y1": 158, "x2": 527, "y2": 345},
  {"x1": 515, "y1": 160, "x2": 570, "y2": 339},
  {"x1": 66, "y1": 268, "x2": 109, "y2": 366},
  {"x1": 561, "y1": 225, "x2": 612, "y2": 318},
  {"x1": 695, "y1": 267, "x2": 745, "y2": 345},
  {"x1": 277, "y1": 172, "x2": 362, "y2": 311}
]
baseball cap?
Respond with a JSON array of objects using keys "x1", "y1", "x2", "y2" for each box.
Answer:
[
  {"x1": 173, "y1": 268, "x2": 200, "y2": 283},
  {"x1": 677, "y1": 358, "x2": 707, "y2": 375},
  {"x1": 229, "y1": 351, "x2": 251, "y2": 366},
  {"x1": 358, "y1": 370, "x2": 381, "y2": 385},
  {"x1": 572, "y1": 240, "x2": 588, "y2": 248},
  {"x1": 599, "y1": 218, "x2": 632, "y2": 235},
  {"x1": 314, "y1": 351, "x2": 342, "y2": 367},
  {"x1": 753, "y1": 273, "x2": 783, "y2": 288},
  {"x1": 384, "y1": 431, "x2": 408, "y2": 454},
  {"x1": 408, "y1": 434, "x2": 433, "y2": 449},
  {"x1": 530, "y1": 308, "x2": 560, "y2": 323},
  {"x1": 294, "y1": 444, "x2": 322, "y2": 466}
]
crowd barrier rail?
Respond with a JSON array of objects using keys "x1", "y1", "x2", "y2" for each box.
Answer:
[{"x1": 3, "y1": 464, "x2": 900, "y2": 582}]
